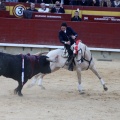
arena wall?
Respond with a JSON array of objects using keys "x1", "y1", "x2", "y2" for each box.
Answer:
[
  {"x1": 0, "y1": 18, "x2": 120, "y2": 49},
  {"x1": 0, "y1": 3, "x2": 120, "y2": 60}
]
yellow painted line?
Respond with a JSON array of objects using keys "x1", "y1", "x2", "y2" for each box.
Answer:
[
  {"x1": 65, "y1": 9, "x2": 72, "y2": 15},
  {"x1": 81, "y1": 10, "x2": 120, "y2": 16}
]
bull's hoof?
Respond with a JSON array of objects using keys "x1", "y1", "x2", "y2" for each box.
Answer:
[{"x1": 18, "y1": 92, "x2": 23, "y2": 97}]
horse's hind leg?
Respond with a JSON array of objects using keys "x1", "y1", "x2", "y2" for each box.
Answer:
[
  {"x1": 37, "y1": 74, "x2": 45, "y2": 89},
  {"x1": 90, "y1": 66, "x2": 108, "y2": 91},
  {"x1": 27, "y1": 74, "x2": 40, "y2": 88}
]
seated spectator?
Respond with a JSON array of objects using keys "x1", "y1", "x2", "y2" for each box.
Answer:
[
  {"x1": 111, "y1": 0, "x2": 120, "y2": 7},
  {"x1": 23, "y1": 3, "x2": 37, "y2": 19},
  {"x1": 88, "y1": 0, "x2": 100, "y2": 6},
  {"x1": 38, "y1": 3, "x2": 49, "y2": 12},
  {"x1": 51, "y1": 1, "x2": 65, "y2": 13},
  {"x1": 106, "y1": 0, "x2": 112, "y2": 7},
  {"x1": 79, "y1": 0, "x2": 88, "y2": 6},
  {"x1": 27, "y1": 3, "x2": 38, "y2": 12},
  {"x1": 71, "y1": 11, "x2": 82, "y2": 21},
  {"x1": 0, "y1": 0, "x2": 6, "y2": 10},
  {"x1": 100, "y1": 0, "x2": 111, "y2": 7}
]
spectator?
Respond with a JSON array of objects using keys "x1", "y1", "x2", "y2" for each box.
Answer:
[
  {"x1": 38, "y1": 3, "x2": 49, "y2": 12},
  {"x1": 100, "y1": 0, "x2": 111, "y2": 7},
  {"x1": 71, "y1": 11, "x2": 82, "y2": 21},
  {"x1": 27, "y1": 3, "x2": 38, "y2": 12},
  {"x1": 79, "y1": 0, "x2": 88, "y2": 6},
  {"x1": 51, "y1": 1, "x2": 65, "y2": 13},
  {"x1": 111, "y1": 0, "x2": 120, "y2": 7},
  {"x1": 88, "y1": 0, "x2": 100, "y2": 6},
  {"x1": 0, "y1": 0, "x2": 6, "y2": 10},
  {"x1": 106, "y1": 0, "x2": 112, "y2": 7}
]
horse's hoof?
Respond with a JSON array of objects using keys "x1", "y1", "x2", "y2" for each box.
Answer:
[
  {"x1": 103, "y1": 85, "x2": 108, "y2": 91},
  {"x1": 104, "y1": 87, "x2": 108, "y2": 91},
  {"x1": 18, "y1": 92, "x2": 23, "y2": 97}
]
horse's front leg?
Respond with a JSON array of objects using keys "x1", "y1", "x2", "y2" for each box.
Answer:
[
  {"x1": 90, "y1": 66, "x2": 108, "y2": 91},
  {"x1": 37, "y1": 74, "x2": 46, "y2": 89},
  {"x1": 76, "y1": 68, "x2": 84, "y2": 94}
]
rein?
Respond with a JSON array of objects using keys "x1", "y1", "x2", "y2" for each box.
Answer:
[{"x1": 76, "y1": 46, "x2": 92, "y2": 70}]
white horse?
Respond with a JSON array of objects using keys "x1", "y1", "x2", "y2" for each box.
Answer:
[{"x1": 29, "y1": 40, "x2": 108, "y2": 93}]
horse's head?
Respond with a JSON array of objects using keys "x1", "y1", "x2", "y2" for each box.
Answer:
[{"x1": 72, "y1": 40, "x2": 83, "y2": 64}]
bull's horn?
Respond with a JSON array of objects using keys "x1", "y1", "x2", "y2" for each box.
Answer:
[
  {"x1": 34, "y1": 52, "x2": 48, "y2": 56},
  {"x1": 46, "y1": 58, "x2": 54, "y2": 62},
  {"x1": 46, "y1": 58, "x2": 57, "y2": 62}
]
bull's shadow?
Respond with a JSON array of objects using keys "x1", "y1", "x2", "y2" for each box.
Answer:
[{"x1": 0, "y1": 52, "x2": 52, "y2": 96}]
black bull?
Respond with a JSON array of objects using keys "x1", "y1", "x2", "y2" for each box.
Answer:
[{"x1": 0, "y1": 52, "x2": 51, "y2": 96}]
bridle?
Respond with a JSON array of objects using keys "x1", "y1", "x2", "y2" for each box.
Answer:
[{"x1": 76, "y1": 46, "x2": 93, "y2": 70}]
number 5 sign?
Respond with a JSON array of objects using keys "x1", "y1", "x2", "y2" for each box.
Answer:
[{"x1": 13, "y1": 4, "x2": 26, "y2": 18}]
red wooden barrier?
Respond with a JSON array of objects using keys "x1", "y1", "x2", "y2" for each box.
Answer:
[
  {"x1": 0, "y1": 18, "x2": 120, "y2": 49},
  {"x1": 32, "y1": 12, "x2": 71, "y2": 21},
  {"x1": 82, "y1": 14, "x2": 120, "y2": 23},
  {"x1": 0, "y1": 11, "x2": 9, "y2": 18}
]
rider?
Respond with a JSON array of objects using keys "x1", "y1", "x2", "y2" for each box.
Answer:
[{"x1": 58, "y1": 22, "x2": 78, "y2": 71}]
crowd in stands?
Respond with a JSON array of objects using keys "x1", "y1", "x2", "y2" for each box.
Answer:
[
  {"x1": 0, "y1": 0, "x2": 120, "y2": 7},
  {"x1": 1, "y1": 0, "x2": 120, "y2": 21},
  {"x1": 0, "y1": 0, "x2": 6, "y2": 10}
]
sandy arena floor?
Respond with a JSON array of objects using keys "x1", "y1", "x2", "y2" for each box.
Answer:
[{"x1": 0, "y1": 60, "x2": 120, "y2": 120}]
